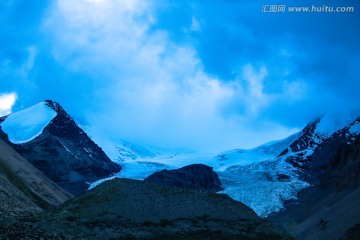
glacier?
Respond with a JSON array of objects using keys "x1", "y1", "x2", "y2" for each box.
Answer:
[
  {"x1": 218, "y1": 157, "x2": 310, "y2": 217},
  {"x1": 84, "y1": 112, "x2": 360, "y2": 217},
  {"x1": 86, "y1": 130, "x2": 309, "y2": 217}
]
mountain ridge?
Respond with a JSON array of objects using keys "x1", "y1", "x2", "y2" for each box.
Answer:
[
  {"x1": 269, "y1": 115, "x2": 360, "y2": 240},
  {"x1": 0, "y1": 100, "x2": 121, "y2": 195}
]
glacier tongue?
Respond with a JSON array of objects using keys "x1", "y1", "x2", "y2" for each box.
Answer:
[
  {"x1": 0, "y1": 102, "x2": 57, "y2": 143},
  {"x1": 218, "y1": 158, "x2": 310, "y2": 217}
]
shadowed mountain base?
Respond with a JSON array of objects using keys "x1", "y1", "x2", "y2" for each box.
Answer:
[{"x1": 0, "y1": 178, "x2": 292, "y2": 240}]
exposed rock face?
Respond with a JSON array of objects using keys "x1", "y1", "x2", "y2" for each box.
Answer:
[
  {"x1": 144, "y1": 164, "x2": 223, "y2": 192},
  {"x1": 0, "y1": 138, "x2": 73, "y2": 217},
  {"x1": 280, "y1": 119, "x2": 321, "y2": 157},
  {"x1": 11, "y1": 100, "x2": 121, "y2": 195},
  {"x1": 279, "y1": 115, "x2": 360, "y2": 181},
  {"x1": 0, "y1": 178, "x2": 292, "y2": 239},
  {"x1": 321, "y1": 136, "x2": 360, "y2": 190}
]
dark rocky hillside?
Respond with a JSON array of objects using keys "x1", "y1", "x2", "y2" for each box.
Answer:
[
  {"x1": 0, "y1": 138, "x2": 72, "y2": 217},
  {"x1": 11, "y1": 100, "x2": 121, "y2": 195},
  {"x1": 0, "y1": 178, "x2": 292, "y2": 239},
  {"x1": 144, "y1": 164, "x2": 223, "y2": 192}
]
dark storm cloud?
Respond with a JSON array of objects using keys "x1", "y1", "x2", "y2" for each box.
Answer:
[{"x1": 153, "y1": 0, "x2": 360, "y2": 127}]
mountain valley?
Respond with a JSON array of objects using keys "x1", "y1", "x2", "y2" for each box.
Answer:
[{"x1": 0, "y1": 101, "x2": 359, "y2": 239}]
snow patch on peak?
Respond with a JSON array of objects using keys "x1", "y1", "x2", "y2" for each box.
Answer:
[
  {"x1": 0, "y1": 101, "x2": 57, "y2": 143},
  {"x1": 315, "y1": 113, "x2": 358, "y2": 138}
]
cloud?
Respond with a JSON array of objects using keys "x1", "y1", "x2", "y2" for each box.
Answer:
[
  {"x1": 0, "y1": 93, "x2": 17, "y2": 117},
  {"x1": 189, "y1": 16, "x2": 200, "y2": 32},
  {"x1": 153, "y1": 0, "x2": 360, "y2": 123},
  {"x1": 1, "y1": 0, "x2": 358, "y2": 152},
  {"x1": 240, "y1": 65, "x2": 270, "y2": 114},
  {"x1": 38, "y1": 0, "x2": 302, "y2": 152}
]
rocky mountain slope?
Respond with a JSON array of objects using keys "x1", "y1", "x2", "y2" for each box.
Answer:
[
  {"x1": 0, "y1": 178, "x2": 292, "y2": 239},
  {"x1": 144, "y1": 164, "x2": 223, "y2": 192},
  {"x1": 0, "y1": 100, "x2": 121, "y2": 195},
  {"x1": 214, "y1": 113, "x2": 360, "y2": 218},
  {"x1": 269, "y1": 117, "x2": 360, "y2": 240},
  {"x1": 0, "y1": 137, "x2": 72, "y2": 217}
]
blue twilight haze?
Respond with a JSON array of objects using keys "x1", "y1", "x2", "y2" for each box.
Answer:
[{"x1": 0, "y1": 0, "x2": 359, "y2": 152}]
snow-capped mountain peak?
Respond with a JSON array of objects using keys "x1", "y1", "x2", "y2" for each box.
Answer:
[
  {"x1": 314, "y1": 112, "x2": 358, "y2": 139},
  {"x1": 0, "y1": 101, "x2": 57, "y2": 144},
  {"x1": 279, "y1": 112, "x2": 360, "y2": 169},
  {"x1": 0, "y1": 100, "x2": 121, "y2": 195}
]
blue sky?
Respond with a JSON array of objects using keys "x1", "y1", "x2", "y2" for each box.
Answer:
[{"x1": 0, "y1": 0, "x2": 359, "y2": 152}]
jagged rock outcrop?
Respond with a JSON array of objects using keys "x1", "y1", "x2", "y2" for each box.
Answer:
[{"x1": 144, "y1": 164, "x2": 223, "y2": 192}]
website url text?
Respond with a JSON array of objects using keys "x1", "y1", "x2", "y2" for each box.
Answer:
[{"x1": 261, "y1": 5, "x2": 355, "y2": 13}]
